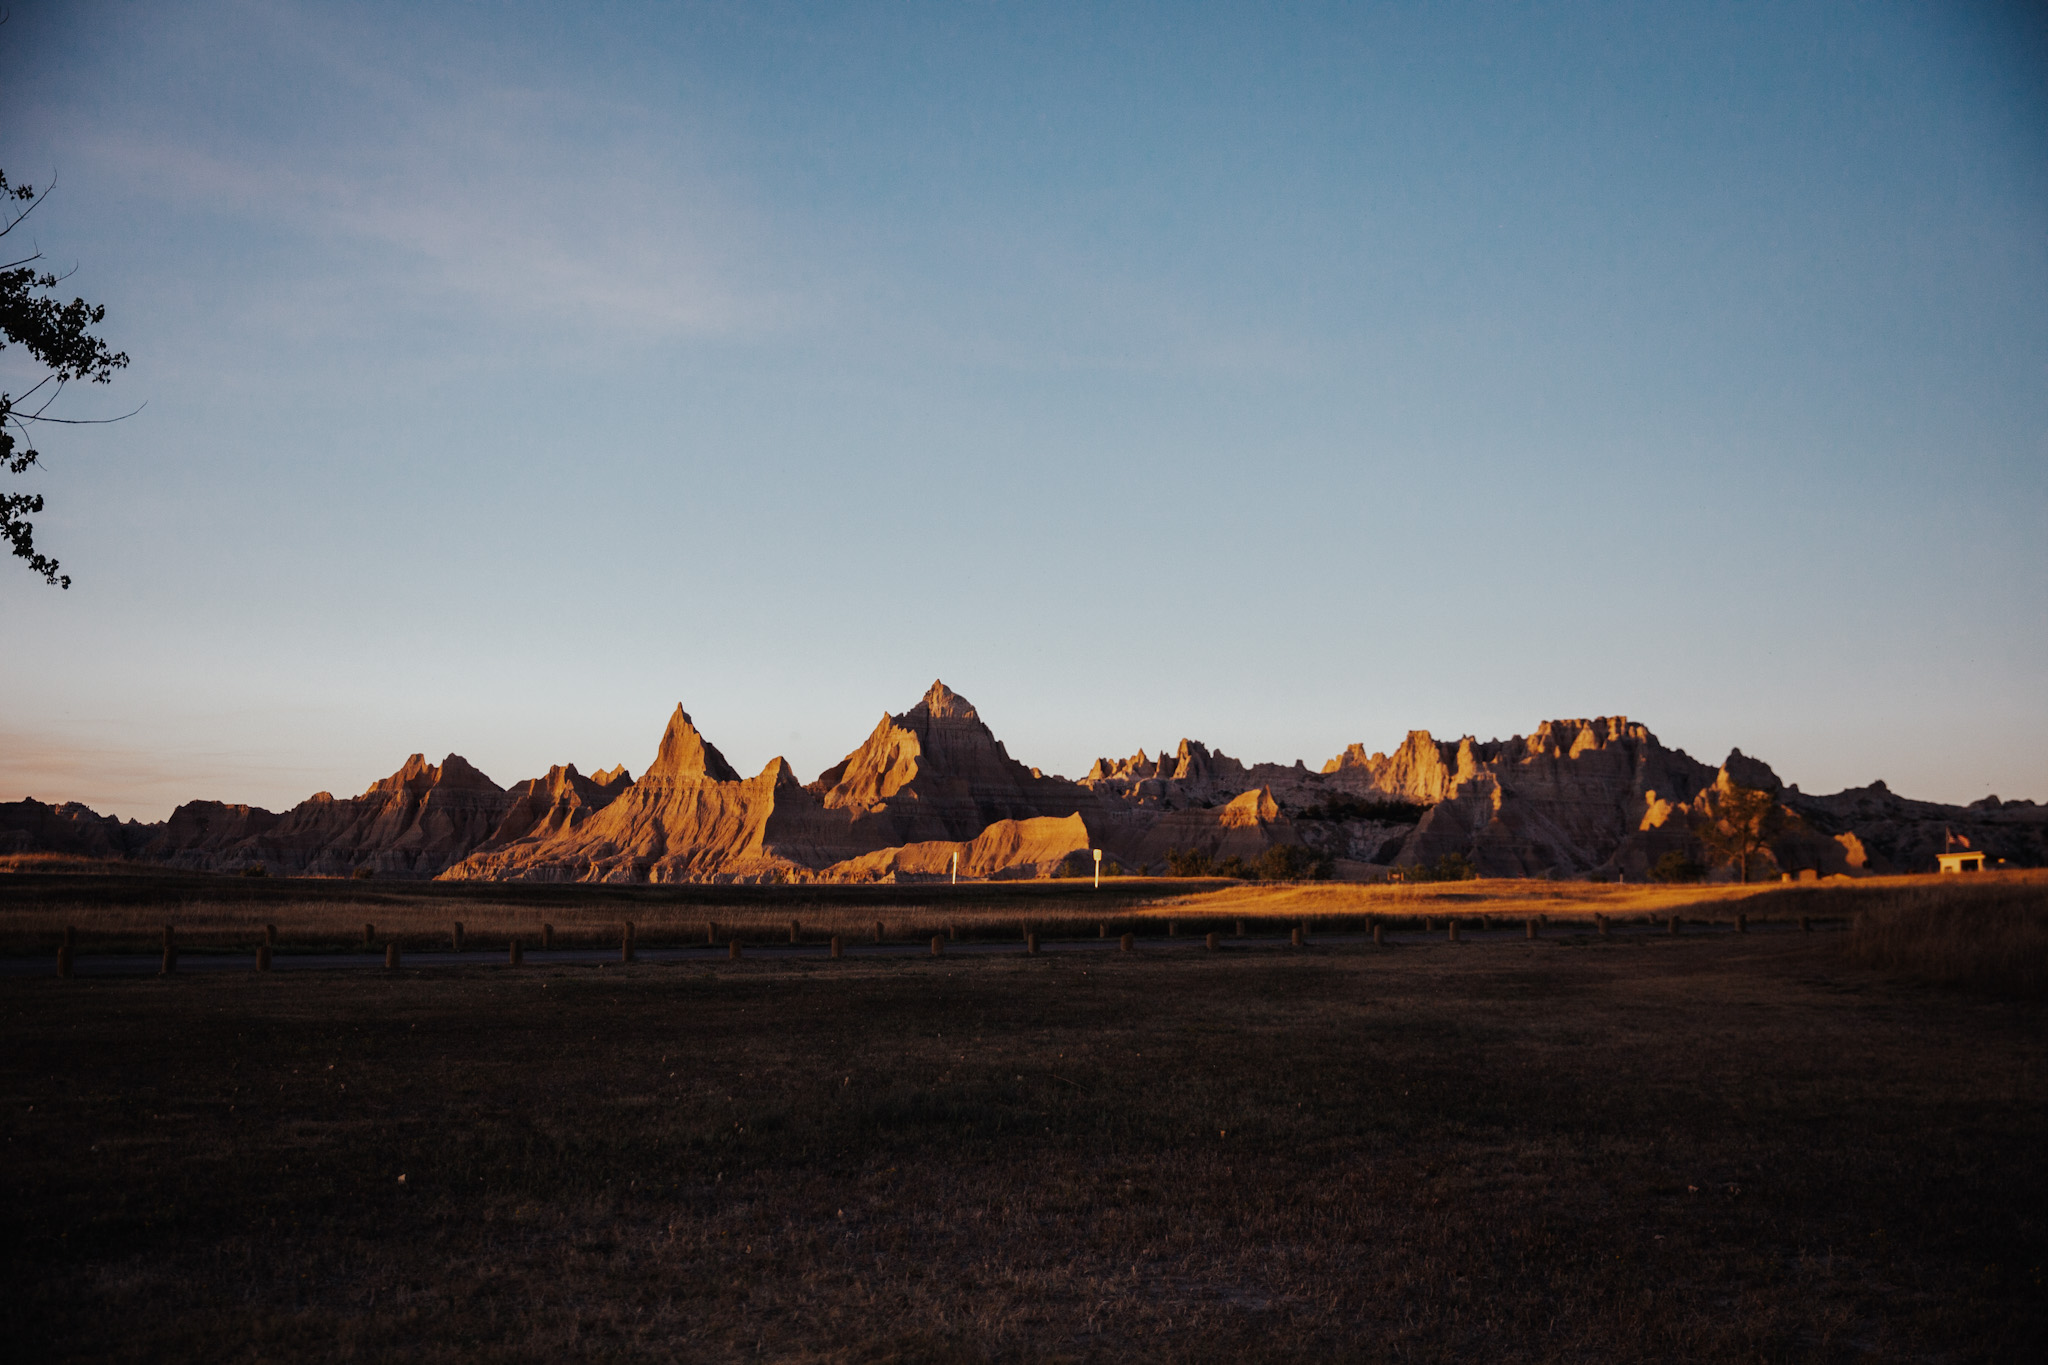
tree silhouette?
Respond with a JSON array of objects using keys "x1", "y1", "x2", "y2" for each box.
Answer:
[
  {"x1": 1694, "y1": 783, "x2": 1784, "y2": 884},
  {"x1": 2, "y1": 169, "x2": 131, "y2": 588}
]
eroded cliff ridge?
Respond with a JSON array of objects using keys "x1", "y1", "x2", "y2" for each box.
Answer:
[{"x1": 5, "y1": 683, "x2": 2040, "y2": 881}]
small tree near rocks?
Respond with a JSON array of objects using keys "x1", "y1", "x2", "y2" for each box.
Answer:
[{"x1": 1694, "y1": 784, "x2": 1784, "y2": 884}]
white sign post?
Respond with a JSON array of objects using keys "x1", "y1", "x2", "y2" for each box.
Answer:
[
  {"x1": 1092, "y1": 848, "x2": 1103, "y2": 889},
  {"x1": 950, "y1": 850, "x2": 958, "y2": 885}
]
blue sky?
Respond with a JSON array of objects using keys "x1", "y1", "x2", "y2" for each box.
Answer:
[{"x1": 2, "y1": 0, "x2": 2043, "y2": 820}]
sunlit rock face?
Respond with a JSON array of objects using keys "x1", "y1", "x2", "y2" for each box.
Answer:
[
  {"x1": 809, "y1": 681, "x2": 1102, "y2": 847},
  {"x1": 12, "y1": 692, "x2": 2042, "y2": 881},
  {"x1": 474, "y1": 764, "x2": 628, "y2": 850},
  {"x1": 442, "y1": 709, "x2": 820, "y2": 884},
  {"x1": 818, "y1": 813, "x2": 1093, "y2": 883}
]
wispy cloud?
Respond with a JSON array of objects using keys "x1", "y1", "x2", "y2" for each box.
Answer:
[{"x1": 76, "y1": 10, "x2": 804, "y2": 349}]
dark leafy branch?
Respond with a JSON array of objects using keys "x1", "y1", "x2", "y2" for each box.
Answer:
[{"x1": 3, "y1": 168, "x2": 132, "y2": 588}]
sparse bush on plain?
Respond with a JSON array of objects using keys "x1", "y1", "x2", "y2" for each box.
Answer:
[
  {"x1": 1166, "y1": 844, "x2": 1331, "y2": 881},
  {"x1": 1400, "y1": 852, "x2": 1477, "y2": 883},
  {"x1": 1650, "y1": 851, "x2": 1705, "y2": 883},
  {"x1": 1254, "y1": 843, "x2": 1333, "y2": 881}
]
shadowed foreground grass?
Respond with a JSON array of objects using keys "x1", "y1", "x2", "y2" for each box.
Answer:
[
  {"x1": 1840, "y1": 877, "x2": 2048, "y2": 997},
  {"x1": 5, "y1": 935, "x2": 2044, "y2": 1361}
]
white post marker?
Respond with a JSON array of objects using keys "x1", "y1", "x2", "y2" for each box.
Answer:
[
  {"x1": 1093, "y1": 848, "x2": 1103, "y2": 889},
  {"x1": 951, "y1": 850, "x2": 958, "y2": 885}
]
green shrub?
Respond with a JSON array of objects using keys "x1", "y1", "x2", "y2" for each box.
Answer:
[
  {"x1": 1254, "y1": 844, "x2": 1334, "y2": 881},
  {"x1": 1649, "y1": 851, "x2": 1705, "y2": 883},
  {"x1": 1401, "y1": 852, "x2": 1477, "y2": 883},
  {"x1": 1295, "y1": 794, "x2": 1431, "y2": 824}
]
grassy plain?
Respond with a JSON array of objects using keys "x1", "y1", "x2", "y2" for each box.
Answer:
[
  {"x1": 3, "y1": 869, "x2": 2045, "y2": 1361},
  {"x1": 11, "y1": 860, "x2": 2028, "y2": 958}
]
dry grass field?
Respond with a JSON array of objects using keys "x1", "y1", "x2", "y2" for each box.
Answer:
[
  {"x1": 3, "y1": 867, "x2": 2044, "y2": 1360},
  {"x1": 12, "y1": 859, "x2": 2031, "y2": 958}
]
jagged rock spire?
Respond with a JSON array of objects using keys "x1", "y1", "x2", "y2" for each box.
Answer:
[{"x1": 644, "y1": 705, "x2": 741, "y2": 783}]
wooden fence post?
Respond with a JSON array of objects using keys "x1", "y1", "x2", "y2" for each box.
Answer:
[
  {"x1": 1290, "y1": 927, "x2": 1302, "y2": 948},
  {"x1": 1027, "y1": 931, "x2": 1040, "y2": 956},
  {"x1": 873, "y1": 920, "x2": 884, "y2": 944},
  {"x1": 542, "y1": 923, "x2": 554, "y2": 949},
  {"x1": 386, "y1": 942, "x2": 401, "y2": 970},
  {"x1": 790, "y1": 919, "x2": 801, "y2": 944},
  {"x1": 1169, "y1": 920, "x2": 1178, "y2": 937},
  {"x1": 830, "y1": 935, "x2": 843, "y2": 960},
  {"x1": 1120, "y1": 932, "x2": 1134, "y2": 953},
  {"x1": 1800, "y1": 916, "x2": 1812, "y2": 934},
  {"x1": 1526, "y1": 917, "x2": 1537, "y2": 939},
  {"x1": 1667, "y1": 915, "x2": 1679, "y2": 936},
  {"x1": 510, "y1": 938, "x2": 523, "y2": 966},
  {"x1": 1447, "y1": 920, "x2": 1459, "y2": 943},
  {"x1": 948, "y1": 923, "x2": 957, "y2": 941},
  {"x1": 257, "y1": 943, "x2": 272, "y2": 972},
  {"x1": 622, "y1": 921, "x2": 636, "y2": 963},
  {"x1": 1736, "y1": 912, "x2": 1747, "y2": 935},
  {"x1": 1597, "y1": 914, "x2": 1609, "y2": 939},
  {"x1": 1206, "y1": 931, "x2": 1219, "y2": 951},
  {"x1": 1235, "y1": 919, "x2": 1245, "y2": 938},
  {"x1": 931, "y1": 935, "x2": 944, "y2": 957},
  {"x1": 730, "y1": 940, "x2": 743, "y2": 960},
  {"x1": 1099, "y1": 923, "x2": 1107, "y2": 938},
  {"x1": 452, "y1": 922, "x2": 465, "y2": 952},
  {"x1": 364, "y1": 923, "x2": 375, "y2": 948}
]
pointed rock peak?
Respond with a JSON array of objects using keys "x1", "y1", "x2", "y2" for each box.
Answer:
[
  {"x1": 758, "y1": 756, "x2": 801, "y2": 787},
  {"x1": 433, "y1": 754, "x2": 501, "y2": 790},
  {"x1": 645, "y1": 704, "x2": 742, "y2": 784},
  {"x1": 907, "y1": 680, "x2": 978, "y2": 722},
  {"x1": 364, "y1": 754, "x2": 430, "y2": 796},
  {"x1": 590, "y1": 764, "x2": 632, "y2": 789}
]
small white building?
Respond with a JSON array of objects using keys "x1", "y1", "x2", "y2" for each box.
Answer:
[{"x1": 1937, "y1": 850, "x2": 1986, "y2": 874}]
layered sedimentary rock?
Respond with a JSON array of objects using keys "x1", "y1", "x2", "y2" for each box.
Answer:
[
  {"x1": 819, "y1": 814, "x2": 1092, "y2": 883},
  {"x1": 812, "y1": 683, "x2": 1100, "y2": 843},
  {"x1": 1783, "y1": 782, "x2": 2047, "y2": 874},
  {"x1": 446, "y1": 686, "x2": 1108, "y2": 883},
  {"x1": 443, "y1": 708, "x2": 815, "y2": 882},
  {"x1": 146, "y1": 753, "x2": 519, "y2": 877},
  {"x1": 0, "y1": 798, "x2": 152, "y2": 858},
  {"x1": 473, "y1": 764, "x2": 631, "y2": 851},
  {"x1": 140, "y1": 800, "x2": 281, "y2": 862},
  {"x1": 8, "y1": 687, "x2": 2040, "y2": 881}
]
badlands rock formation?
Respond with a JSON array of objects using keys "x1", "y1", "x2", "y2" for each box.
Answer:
[{"x1": 5, "y1": 681, "x2": 2041, "y2": 881}]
